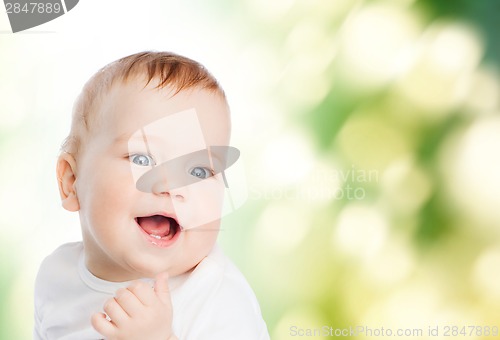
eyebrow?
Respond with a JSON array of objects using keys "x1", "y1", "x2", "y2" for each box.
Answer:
[
  {"x1": 113, "y1": 132, "x2": 163, "y2": 144},
  {"x1": 114, "y1": 129, "x2": 157, "y2": 167}
]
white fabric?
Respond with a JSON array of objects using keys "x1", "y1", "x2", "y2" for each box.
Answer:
[{"x1": 34, "y1": 242, "x2": 269, "y2": 340}]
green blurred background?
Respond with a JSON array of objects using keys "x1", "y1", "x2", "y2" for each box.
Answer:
[{"x1": 1, "y1": 0, "x2": 500, "y2": 339}]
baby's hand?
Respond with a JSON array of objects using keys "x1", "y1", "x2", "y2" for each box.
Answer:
[{"x1": 91, "y1": 272, "x2": 178, "y2": 340}]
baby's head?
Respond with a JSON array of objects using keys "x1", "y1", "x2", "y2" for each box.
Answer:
[{"x1": 57, "y1": 52, "x2": 232, "y2": 281}]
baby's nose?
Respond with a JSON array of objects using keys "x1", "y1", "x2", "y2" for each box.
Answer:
[{"x1": 137, "y1": 160, "x2": 186, "y2": 195}]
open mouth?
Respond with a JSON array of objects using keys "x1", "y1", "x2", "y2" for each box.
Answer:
[{"x1": 135, "y1": 214, "x2": 181, "y2": 246}]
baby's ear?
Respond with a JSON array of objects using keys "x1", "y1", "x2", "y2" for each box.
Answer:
[{"x1": 56, "y1": 153, "x2": 80, "y2": 212}]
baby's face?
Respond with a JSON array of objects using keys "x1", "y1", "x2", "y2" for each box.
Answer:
[{"x1": 74, "y1": 79, "x2": 231, "y2": 281}]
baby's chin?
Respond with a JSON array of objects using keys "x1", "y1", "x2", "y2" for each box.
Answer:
[
  {"x1": 148, "y1": 256, "x2": 206, "y2": 278},
  {"x1": 140, "y1": 243, "x2": 218, "y2": 279}
]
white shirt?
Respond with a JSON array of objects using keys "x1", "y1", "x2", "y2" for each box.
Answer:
[{"x1": 34, "y1": 242, "x2": 269, "y2": 339}]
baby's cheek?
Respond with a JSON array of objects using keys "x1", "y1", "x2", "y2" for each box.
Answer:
[
  {"x1": 174, "y1": 179, "x2": 225, "y2": 230},
  {"x1": 178, "y1": 228, "x2": 219, "y2": 272}
]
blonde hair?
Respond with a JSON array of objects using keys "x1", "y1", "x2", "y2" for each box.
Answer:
[{"x1": 62, "y1": 51, "x2": 226, "y2": 156}]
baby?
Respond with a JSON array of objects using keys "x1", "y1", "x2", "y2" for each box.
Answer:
[{"x1": 34, "y1": 51, "x2": 269, "y2": 339}]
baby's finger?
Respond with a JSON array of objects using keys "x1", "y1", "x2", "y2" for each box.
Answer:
[
  {"x1": 114, "y1": 287, "x2": 143, "y2": 318},
  {"x1": 91, "y1": 312, "x2": 116, "y2": 338},
  {"x1": 103, "y1": 297, "x2": 129, "y2": 327},
  {"x1": 127, "y1": 280, "x2": 156, "y2": 306},
  {"x1": 154, "y1": 272, "x2": 171, "y2": 305}
]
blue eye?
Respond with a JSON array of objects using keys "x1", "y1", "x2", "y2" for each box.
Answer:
[
  {"x1": 189, "y1": 166, "x2": 213, "y2": 179},
  {"x1": 130, "y1": 154, "x2": 155, "y2": 166}
]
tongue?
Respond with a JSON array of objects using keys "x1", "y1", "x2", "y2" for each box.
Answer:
[{"x1": 138, "y1": 215, "x2": 171, "y2": 237}]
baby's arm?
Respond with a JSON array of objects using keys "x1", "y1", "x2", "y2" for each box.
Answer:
[{"x1": 91, "y1": 273, "x2": 178, "y2": 340}]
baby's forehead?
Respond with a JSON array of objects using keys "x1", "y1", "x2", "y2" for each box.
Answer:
[
  {"x1": 100, "y1": 80, "x2": 231, "y2": 147},
  {"x1": 128, "y1": 108, "x2": 207, "y2": 159}
]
